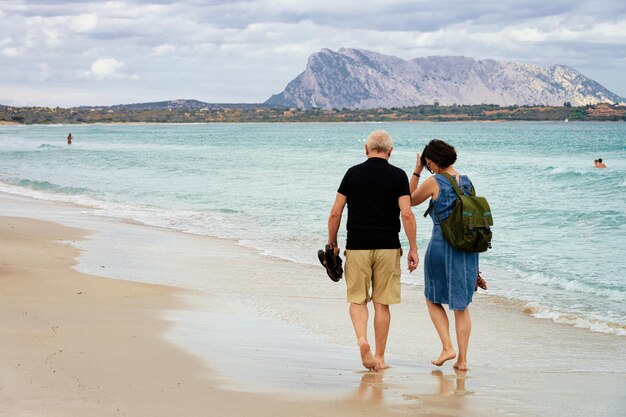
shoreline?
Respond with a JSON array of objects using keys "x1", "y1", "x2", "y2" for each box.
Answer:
[
  {"x1": 3, "y1": 102, "x2": 625, "y2": 124},
  {"x1": 0, "y1": 182, "x2": 622, "y2": 338},
  {"x1": 2, "y1": 119, "x2": 625, "y2": 127},
  {"x1": 1, "y1": 192, "x2": 625, "y2": 416}
]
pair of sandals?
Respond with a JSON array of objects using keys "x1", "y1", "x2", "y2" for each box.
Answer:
[
  {"x1": 317, "y1": 244, "x2": 343, "y2": 282},
  {"x1": 475, "y1": 271, "x2": 488, "y2": 291}
]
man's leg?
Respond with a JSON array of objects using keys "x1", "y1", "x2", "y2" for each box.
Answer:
[
  {"x1": 345, "y1": 250, "x2": 379, "y2": 371},
  {"x1": 349, "y1": 302, "x2": 379, "y2": 371},
  {"x1": 373, "y1": 302, "x2": 390, "y2": 369},
  {"x1": 370, "y1": 249, "x2": 401, "y2": 370}
]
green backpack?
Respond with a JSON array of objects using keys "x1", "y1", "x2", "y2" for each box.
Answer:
[{"x1": 424, "y1": 173, "x2": 493, "y2": 252}]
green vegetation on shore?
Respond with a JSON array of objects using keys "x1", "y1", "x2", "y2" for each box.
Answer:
[{"x1": 1, "y1": 103, "x2": 625, "y2": 124}]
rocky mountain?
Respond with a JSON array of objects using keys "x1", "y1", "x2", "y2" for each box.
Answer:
[{"x1": 265, "y1": 48, "x2": 625, "y2": 109}]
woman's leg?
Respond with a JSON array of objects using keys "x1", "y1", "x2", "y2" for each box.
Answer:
[
  {"x1": 453, "y1": 308, "x2": 471, "y2": 371},
  {"x1": 426, "y1": 299, "x2": 456, "y2": 366}
]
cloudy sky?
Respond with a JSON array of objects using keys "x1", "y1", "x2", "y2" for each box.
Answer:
[{"x1": 1, "y1": 0, "x2": 625, "y2": 107}]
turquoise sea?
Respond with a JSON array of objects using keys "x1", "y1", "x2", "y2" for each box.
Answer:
[{"x1": 1, "y1": 122, "x2": 624, "y2": 335}]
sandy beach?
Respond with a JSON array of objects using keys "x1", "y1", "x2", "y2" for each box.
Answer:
[
  {"x1": 1, "y1": 192, "x2": 625, "y2": 417},
  {"x1": 0, "y1": 215, "x2": 408, "y2": 417}
]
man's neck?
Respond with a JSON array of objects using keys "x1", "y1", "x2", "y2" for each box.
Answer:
[{"x1": 367, "y1": 151, "x2": 389, "y2": 160}]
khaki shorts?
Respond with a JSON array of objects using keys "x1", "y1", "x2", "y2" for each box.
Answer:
[{"x1": 344, "y1": 249, "x2": 402, "y2": 305}]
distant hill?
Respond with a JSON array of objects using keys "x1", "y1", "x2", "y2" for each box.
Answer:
[
  {"x1": 2, "y1": 102, "x2": 625, "y2": 124},
  {"x1": 265, "y1": 48, "x2": 626, "y2": 109},
  {"x1": 76, "y1": 99, "x2": 271, "y2": 111}
]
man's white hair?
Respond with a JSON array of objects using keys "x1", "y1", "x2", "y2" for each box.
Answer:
[{"x1": 366, "y1": 130, "x2": 393, "y2": 153}]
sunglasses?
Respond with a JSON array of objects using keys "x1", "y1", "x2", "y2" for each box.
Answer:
[{"x1": 425, "y1": 161, "x2": 433, "y2": 173}]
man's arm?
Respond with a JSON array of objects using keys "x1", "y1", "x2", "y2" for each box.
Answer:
[
  {"x1": 328, "y1": 193, "x2": 347, "y2": 248},
  {"x1": 399, "y1": 195, "x2": 419, "y2": 272}
]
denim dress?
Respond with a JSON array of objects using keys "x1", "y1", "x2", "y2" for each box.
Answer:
[{"x1": 424, "y1": 174, "x2": 479, "y2": 310}]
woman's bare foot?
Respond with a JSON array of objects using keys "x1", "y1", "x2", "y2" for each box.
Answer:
[
  {"x1": 374, "y1": 355, "x2": 389, "y2": 370},
  {"x1": 432, "y1": 348, "x2": 456, "y2": 366},
  {"x1": 358, "y1": 338, "x2": 380, "y2": 371},
  {"x1": 453, "y1": 361, "x2": 468, "y2": 371}
]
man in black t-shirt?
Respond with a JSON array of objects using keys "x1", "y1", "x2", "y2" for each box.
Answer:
[{"x1": 327, "y1": 130, "x2": 418, "y2": 371}]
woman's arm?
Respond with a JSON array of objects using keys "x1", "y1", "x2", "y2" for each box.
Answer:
[
  {"x1": 409, "y1": 152, "x2": 424, "y2": 194},
  {"x1": 410, "y1": 176, "x2": 437, "y2": 207}
]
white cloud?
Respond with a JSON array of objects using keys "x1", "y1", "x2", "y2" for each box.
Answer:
[
  {"x1": 72, "y1": 14, "x2": 99, "y2": 33},
  {"x1": 2, "y1": 46, "x2": 22, "y2": 57},
  {"x1": 152, "y1": 44, "x2": 177, "y2": 55},
  {"x1": 42, "y1": 28, "x2": 62, "y2": 48},
  {"x1": 81, "y1": 58, "x2": 138, "y2": 80}
]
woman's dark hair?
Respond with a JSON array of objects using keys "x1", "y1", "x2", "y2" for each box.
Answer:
[{"x1": 421, "y1": 139, "x2": 457, "y2": 169}]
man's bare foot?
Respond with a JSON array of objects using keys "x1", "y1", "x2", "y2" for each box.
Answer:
[
  {"x1": 453, "y1": 361, "x2": 468, "y2": 371},
  {"x1": 358, "y1": 338, "x2": 380, "y2": 371},
  {"x1": 431, "y1": 348, "x2": 456, "y2": 366}
]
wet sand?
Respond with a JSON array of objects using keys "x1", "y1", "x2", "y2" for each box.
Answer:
[
  {"x1": 1, "y1": 192, "x2": 625, "y2": 416},
  {"x1": 0, "y1": 216, "x2": 417, "y2": 417}
]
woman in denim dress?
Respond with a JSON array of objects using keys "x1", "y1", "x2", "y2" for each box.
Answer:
[{"x1": 409, "y1": 139, "x2": 478, "y2": 371}]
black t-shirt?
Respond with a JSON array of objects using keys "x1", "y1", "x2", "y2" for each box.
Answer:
[{"x1": 337, "y1": 157, "x2": 410, "y2": 249}]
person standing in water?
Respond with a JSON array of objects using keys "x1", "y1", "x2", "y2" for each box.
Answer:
[
  {"x1": 595, "y1": 158, "x2": 607, "y2": 168},
  {"x1": 67, "y1": 133, "x2": 73, "y2": 145}
]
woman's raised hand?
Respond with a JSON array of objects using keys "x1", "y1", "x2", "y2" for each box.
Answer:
[{"x1": 415, "y1": 152, "x2": 424, "y2": 173}]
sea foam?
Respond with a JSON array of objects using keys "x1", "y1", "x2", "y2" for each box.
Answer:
[{"x1": 524, "y1": 302, "x2": 626, "y2": 336}]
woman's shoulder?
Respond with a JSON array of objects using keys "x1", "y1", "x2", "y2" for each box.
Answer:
[
  {"x1": 434, "y1": 173, "x2": 466, "y2": 182},
  {"x1": 459, "y1": 174, "x2": 472, "y2": 184},
  {"x1": 435, "y1": 173, "x2": 473, "y2": 192}
]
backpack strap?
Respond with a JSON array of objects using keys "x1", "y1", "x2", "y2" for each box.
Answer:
[
  {"x1": 423, "y1": 200, "x2": 433, "y2": 218},
  {"x1": 423, "y1": 173, "x2": 472, "y2": 219},
  {"x1": 442, "y1": 173, "x2": 477, "y2": 197},
  {"x1": 423, "y1": 199, "x2": 443, "y2": 224},
  {"x1": 423, "y1": 174, "x2": 458, "y2": 219},
  {"x1": 440, "y1": 173, "x2": 464, "y2": 197},
  {"x1": 468, "y1": 180, "x2": 477, "y2": 197}
]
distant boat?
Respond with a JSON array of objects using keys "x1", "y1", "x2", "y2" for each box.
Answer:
[{"x1": 564, "y1": 118, "x2": 569, "y2": 122}]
